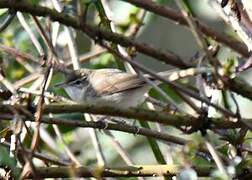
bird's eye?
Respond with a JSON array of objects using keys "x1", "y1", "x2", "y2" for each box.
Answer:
[{"x1": 74, "y1": 79, "x2": 82, "y2": 85}]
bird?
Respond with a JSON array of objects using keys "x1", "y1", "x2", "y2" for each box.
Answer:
[{"x1": 56, "y1": 68, "x2": 206, "y2": 108}]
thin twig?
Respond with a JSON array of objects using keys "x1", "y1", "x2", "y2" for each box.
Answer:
[
  {"x1": 0, "y1": 9, "x2": 16, "y2": 32},
  {"x1": 103, "y1": 130, "x2": 135, "y2": 165},
  {"x1": 50, "y1": 0, "x2": 80, "y2": 69},
  {"x1": 1, "y1": 142, "x2": 70, "y2": 166},
  {"x1": 0, "y1": 45, "x2": 38, "y2": 63},
  {"x1": 205, "y1": 139, "x2": 229, "y2": 178},
  {"x1": 85, "y1": 114, "x2": 107, "y2": 166},
  {"x1": 52, "y1": 123, "x2": 81, "y2": 166},
  {"x1": 16, "y1": 12, "x2": 44, "y2": 56},
  {"x1": 126, "y1": 9, "x2": 147, "y2": 38}
]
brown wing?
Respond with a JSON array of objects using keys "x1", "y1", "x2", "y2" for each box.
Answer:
[{"x1": 89, "y1": 69, "x2": 146, "y2": 96}]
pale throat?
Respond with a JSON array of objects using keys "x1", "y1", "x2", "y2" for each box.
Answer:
[{"x1": 64, "y1": 85, "x2": 87, "y2": 102}]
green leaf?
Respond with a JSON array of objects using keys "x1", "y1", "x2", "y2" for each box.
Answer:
[
  {"x1": 149, "y1": 83, "x2": 182, "y2": 103},
  {"x1": 139, "y1": 121, "x2": 166, "y2": 164},
  {"x1": 0, "y1": 145, "x2": 20, "y2": 179}
]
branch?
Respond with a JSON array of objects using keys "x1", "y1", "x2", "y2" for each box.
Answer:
[
  {"x1": 0, "y1": 45, "x2": 38, "y2": 63},
  {"x1": 213, "y1": 0, "x2": 252, "y2": 50},
  {"x1": 0, "y1": 104, "x2": 245, "y2": 129},
  {"x1": 22, "y1": 165, "x2": 210, "y2": 178},
  {"x1": 0, "y1": 0, "x2": 189, "y2": 69},
  {"x1": 121, "y1": 0, "x2": 250, "y2": 57},
  {"x1": 0, "y1": 113, "x2": 186, "y2": 145},
  {"x1": 223, "y1": 77, "x2": 252, "y2": 101}
]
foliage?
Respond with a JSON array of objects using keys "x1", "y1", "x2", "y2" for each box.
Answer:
[{"x1": 0, "y1": 0, "x2": 251, "y2": 179}]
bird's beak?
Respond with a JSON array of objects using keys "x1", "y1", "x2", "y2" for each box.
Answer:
[{"x1": 54, "y1": 82, "x2": 67, "y2": 88}]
